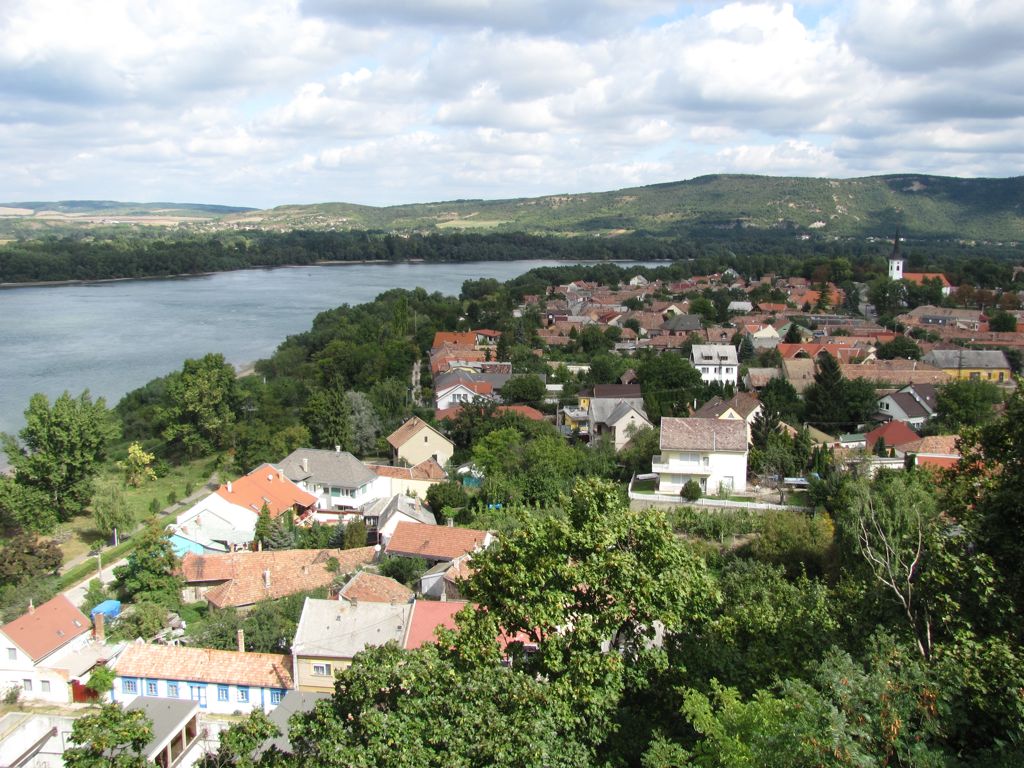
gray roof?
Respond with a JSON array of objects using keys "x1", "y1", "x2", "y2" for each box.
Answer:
[
  {"x1": 292, "y1": 598, "x2": 411, "y2": 660},
  {"x1": 259, "y1": 690, "x2": 330, "y2": 756},
  {"x1": 279, "y1": 448, "x2": 377, "y2": 489},
  {"x1": 923, "y1": 349, "x2": 1009, "y2": 370},
  {"x1": 660, "y1": 417, "x2": 747, "y2": 452},
  {"x1": 361, "y1": 494, "x2": 437, "y2": 526},
  {"x1": 660, "y1": 314, "x2": 703, "y2": 332},
  {"x1": 690, "y1": 344, "x2": 739, "y2": 365},
  {"x1": 884, "y1": 392, "x2": 930, "y2": 420},
  {"x1": 126, "y1": 697, "x2": 198, "y2": 760},
  {"x1": 590, "y1": 397, "x2": 645, "y2": 426},
  {"x1": 605, "y1": 401, "x2": 650, "y2": 427}
]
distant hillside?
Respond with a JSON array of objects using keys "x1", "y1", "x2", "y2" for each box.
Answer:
[
  {"x1": 4, "y1": 175, "x2": 1023, "y2": 241},
  {"x1": 228, "y1": 174, "x2": 1024, "y2": 241}
]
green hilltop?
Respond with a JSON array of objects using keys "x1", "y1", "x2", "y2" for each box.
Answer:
[{"x1": 4, "y1": 174, "x2": 1023, "y2": 241}]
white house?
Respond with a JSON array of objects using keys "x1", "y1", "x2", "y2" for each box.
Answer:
[
  {"x1": 653, "y1": 418, "x2": 748, "y2": 494},
  {"x1": 111, "y1": 642, "x2": 293, "y2": 714},
  {"x1": 278, "y1": 448, "x2": 389, "y2": 517},
  {"x1": 599, "y1": 402, "x2": 653, "y2": 452},
  {"x1": 876, "y1": 383, "x2": 938, "y2": 429},
  {"x1": 1, "y1": 595, "x2": 94, "y2": 704},
  {"x1": 690, "y1": 345, "x2": 739, "y2": 386}
]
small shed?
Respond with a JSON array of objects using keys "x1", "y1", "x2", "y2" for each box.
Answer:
[{"x1": 90, "y1": 600, "x2": 122, "y2": 620}]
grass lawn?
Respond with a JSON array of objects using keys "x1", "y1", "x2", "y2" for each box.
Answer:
[{"x1": 56, "y1": 455, "x2": 219, "y2": 570}]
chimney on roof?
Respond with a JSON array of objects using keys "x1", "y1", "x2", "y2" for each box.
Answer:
[
  {"x1": 257, "y1": 539, "x2": 263, "y2": 552},
  {"x1": 447, "y1": 518, "x2": 454, "y2": 527},
  {"x1": 302, "y1": 458, "x2": 308, "y2": 473},
  {"x1": 440, "y1": 592, "x2": 447, "y2": 602},
  {"x1": 227, "y1": 481, "x2": 233, "y2": 494},
  {"x1": 263, "y1": 569, "x2": 271, "y2": 589},
  {"x1": 28, "y1": 599, "x2": 34, "y2": 614},
  {"x1": 335, "y1": 445, "x2": 341, "y2": 453},
  {"x1": 237, "y1": 628, "x2": 245, "y2": 653},
  {"x1": 94, "y1": 612, "x2": 105, "y2": 643}
]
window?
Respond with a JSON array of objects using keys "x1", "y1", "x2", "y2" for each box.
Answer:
[
  {"x1": 6, "y1": 648, "x2": 15, "y2": 661},
  {"x1": 167, "y1": 682, "x2": 179, "y2": 698},
  {"x1": 424, "y1": 435, "x2": 428, "y2": 442},
  {"x1": 237, "y1": 686, "x2": 249, "y2": 703},
  {"x1": 312, "y1": 663, "x2": 332, "y2": 677},
  {"x1": 123, "y1": 679, "x2": 138, "y2": 695},
  {"x1": 147, "y1": 681, "x2": 158, "y2": 696},
  {"x1": 22, "y1": 679, "x2": 32, "y2": 692},
  {"x1": 270, "y1": 689, "x2": 283, "y2": 705},
  {"x1": 218, "y1": 685, "x2": 229, "y2": 702},
  {"x1": 41, "y1": 680, "x2": 51, "y2": 693}
]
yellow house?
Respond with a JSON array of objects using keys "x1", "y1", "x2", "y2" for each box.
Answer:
[
  {"x1": 386, "y1": 417, "x2": 455, "y2": 468},
  {"x1": 291, "y1": 598, "x2": 412, "y2": 693},
  {"x1": 923, "y1": 349, "x2": 1011, "y2": 383}
]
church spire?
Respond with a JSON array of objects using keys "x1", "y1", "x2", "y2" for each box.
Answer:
[{"x1": 888, "y1": 229, "x2": 904, "y2": 281}]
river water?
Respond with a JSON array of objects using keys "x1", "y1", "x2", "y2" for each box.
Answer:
[{"x1": 0, "y1": 260, "x2": 655, "y2": 443}]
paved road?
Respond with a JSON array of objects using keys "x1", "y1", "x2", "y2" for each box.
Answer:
[{"x1": 63, "y1": 556, "x2": 128, "y2": 607}]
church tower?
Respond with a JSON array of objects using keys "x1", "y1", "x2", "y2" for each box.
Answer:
[{"x1": 888, "y1": 229, "x2": 904, "y2": 281}]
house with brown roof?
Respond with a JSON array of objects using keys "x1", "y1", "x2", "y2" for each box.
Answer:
[
  {"x1": 336, "y1": 571, "x2": 414, "y2": 605},
  {"x1": 1, "y1": 595, "x2": 94, "y2": 703},
  {"x1": 384, "y1": 521, "x2": 494, "y2": 565},
  {"x1": 896, "y1": 435, "x2": 962, "y2": 469},
  {"x1": 693, "y1": 392, "x2": 763, "y2": 444},
  {"x1": 654, "y1": 418, "x2": 748, "y2": 494},
  {"x1": 386, "y1": 416, "x2": 455, "y2": 468},
  {"x1": 111, "y1": 643, "x2": 293, "y2": 714},
  {"x1": 179, "y1": 547, "x2": 377, "y2": 608},
  {"x1": 865, "y1": 420, "x2": 919, "y2": 453}
]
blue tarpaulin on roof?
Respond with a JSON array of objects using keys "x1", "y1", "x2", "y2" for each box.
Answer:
[{"x1": 90, "y1": 600, "x2": 121, "y2": 619}]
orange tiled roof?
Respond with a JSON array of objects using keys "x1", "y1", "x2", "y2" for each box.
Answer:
[
  {"x1": 1, "y1": 595, "x2": 91, "y2": 662},
  {"x1": 432, "y1": 331, "x2": 477, "y2": 349},
  {"x1": 115, "y1": 643, "x2": 293, "y2": 689},
  {"x1": 903, "y1": 272, "x2": 952, "y2": 288},
  {"x1": 216, "y1": 464, "x2": 317, "y2": 519},
  {"x1": 866, "y1": 420, "x2": 919, "y2": 449},
  {"x1": 385, "y1": 522, "x2": 490, "y2": 561},
  {"x1": 338, "y1": 571, "x2": 414, "y2": 604},
  {"x1": 403, "y1": 600, "x2": 470, "y2": 650},
  {"x1": 367, "y1": 459, "x2": 447, "y2": 481},
  {"x1": 181, "y1": 548, "x2": 377, "y2": 608},
  {"x1": 899, "y1": 435, "x2": 961, "y2": 455}
]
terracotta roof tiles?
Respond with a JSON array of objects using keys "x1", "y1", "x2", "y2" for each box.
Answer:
[
  {"x1": 385, "y1": 522, "x2": 491, "y2": 562},
  {"x1": 338, "y1": 571, "x2": 414, "y2": 604},
  {"x1": 115, "y1": 643, "x2": 293, "y2": 689},
  {"x1": 1, "y1": 595, "x2": 91, "y2": 662}
]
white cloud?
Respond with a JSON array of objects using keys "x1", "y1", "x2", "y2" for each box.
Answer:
[{"x1": 0, "y1": 0, "x2": 1021, "y2": 207}]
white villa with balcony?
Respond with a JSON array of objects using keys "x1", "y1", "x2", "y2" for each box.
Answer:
[{"x1": 653, "y1": 417, "x2": 748, "y2": 495}]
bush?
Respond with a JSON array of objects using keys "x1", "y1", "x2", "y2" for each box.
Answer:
[
  {"x1": 746, "y1": 511, "x2": 835, "y2": 579},
  {"x1": 378, "y1": 555, "x2": 428, "y2": 587},
  {"x1": 86, "y1": 665, "x2": 116, "y2": 694},
  {"x1": 112, "y1": 601, "x2": 167, "y2": 640},
  {"x1": 681, "y1": 480, "x2": 702, "y2": 502}
]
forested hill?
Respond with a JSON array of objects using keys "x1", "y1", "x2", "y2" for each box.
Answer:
[
  {"x1": 3, "y1": 174, "x2": 1023, "y2": 241},
  {"x1": 231, "y1": 174, "x2": 1024, "y2": 241}
]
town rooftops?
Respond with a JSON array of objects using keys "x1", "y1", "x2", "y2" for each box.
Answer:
[
  {"x1": 660, "y1": 417, "x2": 748, "y2": 453},
  {"x1": 0, "y1": 594, "x2": 91, "y2": 662},
  {"x1": 431, "y1": 331, "x2": 477, "y2": 349},
  {"x1": 385, "y1": 521, "x2": 492, "y2": 562},
  {"x1": 403, "y1": 600, "x2": 470, "y2": 650},
  {"x1": 291, "y1": 598, "x2": 411, "y2": 660},
  {"x1": 337, "y1": 571, "x2": 414, "y2": 604},
  {"x1": 115, "y1": 643, "x2": 294, "y2": 689},
  {"x1": 278, "y1": 449, "x2": 377, "y2": 490},
  {"x1": 180, "y1": 547, "x2": 377, "y2": 608},
  {"x1": 216, "y1": 464, "x2": 318, "y2": 518}
]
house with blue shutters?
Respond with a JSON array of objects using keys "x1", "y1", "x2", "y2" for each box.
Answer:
[{"x1": 110, "y1": 641, "x2": 293, "y2": 714}]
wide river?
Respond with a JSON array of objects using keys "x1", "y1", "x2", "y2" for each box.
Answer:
[{"x1": 0, "y1": 260, "x2": 656, "y2": 445}]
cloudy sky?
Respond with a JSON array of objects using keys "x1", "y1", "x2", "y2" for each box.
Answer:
[{"x1": 1, "y1": 0, "x2": 1021, "y2": 209}]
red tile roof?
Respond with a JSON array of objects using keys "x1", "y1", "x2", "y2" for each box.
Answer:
[
  {"x1": 866, "y1": 420, "x2": 919, "y2": 450},
  {"x1": 367, "y1": 458, "x2": 448, "y2": 481},
  {"x1": 431, "y1": 332, "x2": 477, "y2": 349},
  {"x1": 115, "y1": 643, "x2": 293, "y2": 689},
  {"x1": 216, "y1": 464, "x2": 317, "y2": 519},
  {"x1": 339, "y1": 571, "x2": 414, "y2": 604},
  {"x1": 903, "y1": 272, "x2": 952, "y2": 288},
  {"x1": 385, "y1": 522, "x2": 490, "y2": 561},
  {"x1": 181, "y1": 548, "x2": 377, "y2": 608},
  {"x1": 403, "y1": 600, "x2": 470, "y2": 650},
  {"x1": 1, "y1": 595, "x2": 91, "y2": 662}
]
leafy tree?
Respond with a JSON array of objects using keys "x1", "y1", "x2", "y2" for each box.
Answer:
[
  {"x1": 92, "y1": 483, "x2": 134, "y2": 540},
  {"x1": 345, "y1": 391, "x2": 381, "y2": 456},
  {"x1": 368, "y1": 377, "x2": 410, "y2": 432},
  {"x1": 804, "y1": 352, "x2": 874, "y2": 432},
  {"x1": 85, "y1": 665, "x2": 116, "y2": 695},
  {"x1": 378, "y1": 555, "x2": 427, "y2": 587},
  {"x1": 750, "y1": 407, "x2": 780, "y2": 450},
  {"x1": 426, "y1": 481, "x2": 469, "y2": 515},
  {"x1": 340, "y1": 520, "x2": 368, "y2": 550},
  {"x1": 636, "y1": 351, "x2": 705, "y2": 420},
  {"x1": 119, "y1": 442, "x2": 157, "y2": 487},
  {"x1": 111, "y1": 600, "x2": 166, "y2": 640},
  {"x1": 616, "y1": 426, "x2": 660, "y2": 481},
  {"x1": 737, "y1": 334, "x2": 755, "y2": 363},
  {"x1": 0, "y1": 532, "x2": 62, "y2": 587},
  {"x1": 988, "y1": 309, "x2": 1017, "y2": 332},
  {"x1": 1, "y1": 390, "x2": 117, "y2": 530},
  {"x1": 499, "y1": 374, "x2": 547, "y2": 408},
  {"x1": 161, "y1": 353, "x2": 238, "y2": 456},
  {"x1": 746, "y1": 511, "x2": 834, "y2": 579},
  {"x1": 253, "y1": 504, "x2": 273, "y2": 549},
  {"x1": 302, "y1": 383, "x2": 352, "y2": 450},
  {"x1": 876, "y1": 335, "x2": 922, "y2": 360},
  {"x1": 935, "y1": 378, "x2": 1002, "y2": 430},
  {"x1": 758, "y1": 377, "x2": 802, "y2": 425},
  {"x1": 264, "y1": 517, "x2": 296, "y2": 550},
  {"x1": 113, "y1": 523, "x2": 183, "y2": 607},
  {"x1": 868, "y1": 277, "x2": 907, "y2": 317},
  {"x1": 232, "y1": 422, "x2": 309, "y2": 475},
  {"x1": 64, "y1": 702, "x2": 153, "y2": 768},
  {"x1": 783, "y1": 323, "x2": 804, "y2": 344}
]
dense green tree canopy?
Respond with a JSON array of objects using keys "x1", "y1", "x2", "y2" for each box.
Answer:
[{"x1": 160, "y1": 353, "x2": 238, "y2": 456}]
